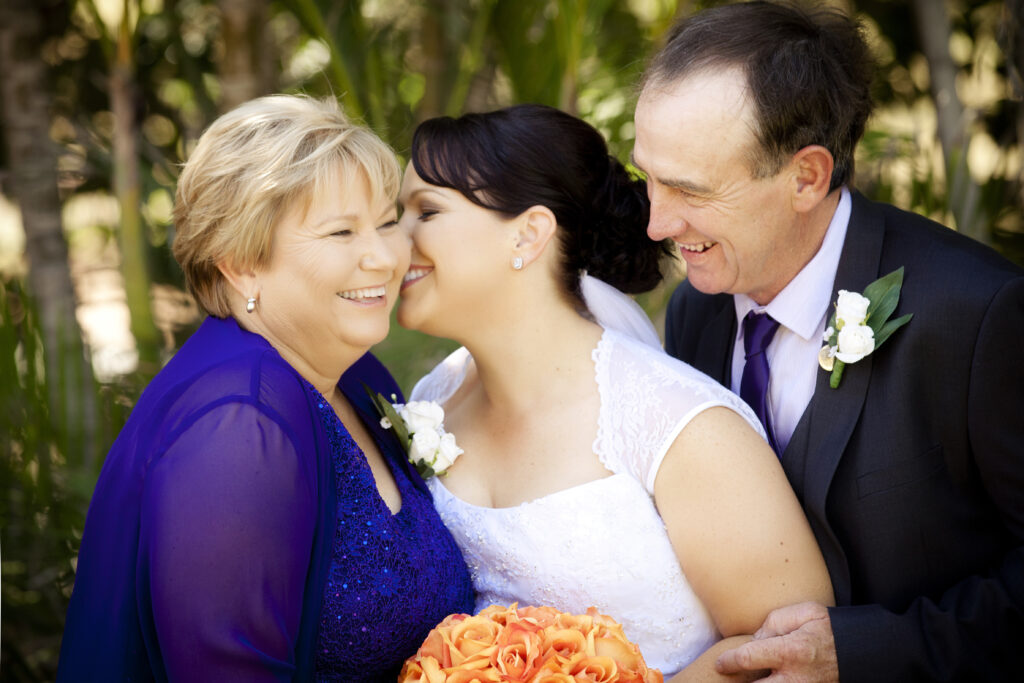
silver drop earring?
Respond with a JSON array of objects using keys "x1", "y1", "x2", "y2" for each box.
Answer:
[
  {"x1": 512, "y1": 256, "x2": 524, "y2": 270},
  {"x1": 246, "y1": 296, "x2": 257, "y2": 313}
]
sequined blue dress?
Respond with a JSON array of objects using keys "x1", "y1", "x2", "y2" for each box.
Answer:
[
  {"x1": 57, "y1": 316, "x2": 473, "y2": 682},
  {"x1": 311, "y1": 383, "x2": 475, "y2": 681}
]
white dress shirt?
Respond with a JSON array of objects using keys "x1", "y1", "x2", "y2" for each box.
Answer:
[{"x1": 730, "y1": 188, "x2": 851, "y2": 453}]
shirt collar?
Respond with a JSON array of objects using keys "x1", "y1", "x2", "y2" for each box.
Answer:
[{"x1": 734, "y1": 187, "x2": 852, "y2": 341}]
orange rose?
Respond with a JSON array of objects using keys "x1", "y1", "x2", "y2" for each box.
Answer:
[
  {"x1": 398, "y1": 656, "x2": 447, "y2": 683},
  {"x1": 592, "y1": 628, "x2": 645, "y2": 674},
  {"x1": 539, "y1": 626, "x2": 590, "y2": 666},
  {"x1": 529, "y1": 650, "x2": 585, "y2": 682},
  {"x1": 553, "y1": 611, "x2": 595, "y2": 635},
  {"x1": 492, "y1": 620, "x2": 545, "y2": 681},
  {"x1": 529, "y1": 672, "x2": 576, "y2": 683},
  {"x1": 445, "y1": 669, "x2": 502, "y2": 683},
  {"x1": 477, "y1": 603, "x2": 521, "y2": 627},
  {"x1": 417, "y1": 615, "x2": 465, "y2": 666},
  {"x1": 570, "y1": 655, "x2": 620, "y2": 683},
  {"x1": 443, "y1": 613, "x2": 504, "y2": 668},
  {"x1": 516, "y1": 605, "x2": 561, "y2": 628}
]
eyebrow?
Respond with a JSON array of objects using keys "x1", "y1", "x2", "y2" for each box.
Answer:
[
  {"x1": 629, "y1": 152, "x2": 711, "y2": 196},
  {"x1": 400, "y1": 187, "x2": 446, "y2": 203},
  {"x1": 312, "y1": 207, "x2": 396, "y2": 229},
  {"x1": 313, "y1": 214, "x2": 361, "y2": 229}
]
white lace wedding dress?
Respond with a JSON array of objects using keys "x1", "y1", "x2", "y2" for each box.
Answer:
[{"x1": 410, "y1": 328, "x2": 765, "y2": 678}]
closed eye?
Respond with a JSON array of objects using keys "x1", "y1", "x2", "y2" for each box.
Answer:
[
  {"x1": 378, "y1": 219, "x2": 399, "y2": 231},
  {"x1": 418, "y1": 209, "x2": 438, "y2": 221}
]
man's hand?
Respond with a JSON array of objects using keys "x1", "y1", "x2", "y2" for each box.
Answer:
[{"x1": 715, "y1": 602, "x2": 838, "y2": 682}]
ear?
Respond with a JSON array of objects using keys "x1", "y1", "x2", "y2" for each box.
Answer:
[
  {"x1": 217, "y1": 259, "x2": 259, "y2": 302},
  {"x1": 512, "y1": 205, "x2": 558, "y2": 267},
  {"x1": 790, "y1": 145, "x2": 834, "y2": 213}
]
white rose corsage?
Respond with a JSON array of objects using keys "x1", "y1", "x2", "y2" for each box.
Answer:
[
  {"x1": 366, "y1": 389, "x2": 463, "y2": 478},
  {"x1": 820, "y1": 266, "x2": 913, "y2": 389}
]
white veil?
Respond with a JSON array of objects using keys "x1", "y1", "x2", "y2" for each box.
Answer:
[{"x1": 580, "y1": 273, "x2": 662, "y2": 349}]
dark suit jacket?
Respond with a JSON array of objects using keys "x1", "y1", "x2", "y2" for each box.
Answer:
[{"x1": 664, "y1": 190, "x2": 1024, "y2": 681}]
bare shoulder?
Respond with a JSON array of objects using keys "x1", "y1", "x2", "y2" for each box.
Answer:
[{"x1": 653, "y1": 406, "x2": 833, "y2": 636}]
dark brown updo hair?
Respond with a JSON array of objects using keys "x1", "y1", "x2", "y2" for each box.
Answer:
[{"x1": 410, "y1": 104, "x2": 670, "y2": 306}]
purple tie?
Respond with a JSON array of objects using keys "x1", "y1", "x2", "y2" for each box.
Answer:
[{"x1": 740, "y1": 311, "x2": 781, "y2": 453}]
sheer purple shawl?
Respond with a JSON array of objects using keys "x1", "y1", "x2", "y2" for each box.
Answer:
[{"x1": 57, "y1": 315, "x2": 403, "y2": 681}]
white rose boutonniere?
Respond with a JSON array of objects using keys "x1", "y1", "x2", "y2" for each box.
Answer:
[
  {"x1": 820, "y1": 266, "x2": 913, "y2": 389},
  {"x1": 366, "y1": 388, "x2": 463, "y2": 478}
]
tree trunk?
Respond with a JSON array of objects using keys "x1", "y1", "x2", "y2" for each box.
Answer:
[
  {"x1": 1008, "y1": 0, "x2": 1024, "y2": 217},
  {"x1": 417, "y1": 0, "x2": 449, "y2": 122},
  {"x1": 911, "y1": 0, "x2": 985, "y2": 242},
  {"x1": 217, "y1": 0, "x2": 272, "y2": 111},
  {"x1": 111, "y1": 5, "x2": 161, "y2": 372},
  {"x1": 555, "y1": 0, "x2": 582, "y2": 115},
  {"x1": 0, "y1": 0, "x2": 97, "y2": 465}
]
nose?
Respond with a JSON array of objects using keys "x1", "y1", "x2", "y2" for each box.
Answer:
[
  {"x1": 360, "y1": 232, "x2": 400, "y2": 271},
  {"x1": 646, "y1": 195, "x2": 685, "y2": 242}
]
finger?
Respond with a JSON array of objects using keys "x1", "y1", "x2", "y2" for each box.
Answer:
[
  {"x1": 754, "y1": 601, "x2": 827, "y2": 639},
  {"x1": 715, "y1": 638, "x2": 784, "y2": 674}
]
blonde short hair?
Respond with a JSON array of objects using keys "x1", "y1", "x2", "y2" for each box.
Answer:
[{"x1": 172, "y1": 95, "x2": 402, "y2": 317}]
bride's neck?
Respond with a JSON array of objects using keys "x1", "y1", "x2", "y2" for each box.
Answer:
[{"x1": 460, "y1": 294, "x2": 603, "y2": 414}]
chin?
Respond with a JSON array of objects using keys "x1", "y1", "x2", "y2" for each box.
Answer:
[
  {"x1": 396, "y1": 301, "x2": 427, "y2": 333},
  {"x1": 344, "y1": 321, "x2": 392, "y2": 350}
]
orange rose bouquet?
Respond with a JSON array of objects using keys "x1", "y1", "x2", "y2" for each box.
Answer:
[{"x1": 398, "y1": 603, "x2": 663, "y2": 683}]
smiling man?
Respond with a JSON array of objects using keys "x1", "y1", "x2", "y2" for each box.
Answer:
[{"x1": 634, "y1": 1, "x2": 1024, "y2": 681}]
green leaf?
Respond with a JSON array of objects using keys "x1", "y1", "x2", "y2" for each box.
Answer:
[
  {"x1": 362, "y1": 383, "x2": 410, "y2": 446},
  {"x1": 873, "y1": 313, "x2": 913, "y2": 349},
  {"x1": 866, "y1": 285, "x2": 901, "y2": 332},
  {"x1": 863, "y1": 267, "x2": 905, "y2": 323},
  {"x1": 415, "y1": 462, "x2": 437, "y2": 479},
  {"x1": 825, "y1": 310, "x2": 839, "y2": 345}
]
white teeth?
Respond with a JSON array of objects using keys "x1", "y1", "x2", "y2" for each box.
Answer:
[
  {"x1": 339, "y1": 285, "x2": 386, "y2": 300},
  {"x1": 679, "y1": 241, "x2": 716, "y2": 253},
  {"x1": 403, "y1": 267, "x2": 432, "y2": 282}
]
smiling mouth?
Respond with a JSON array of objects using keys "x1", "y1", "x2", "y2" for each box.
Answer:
[
  {"x1": 678, "y1": 241, "x2": 717, "y2": 254},
  {"x1": 338, "y1": 285, "x2": 386, "y2": 301},
  {"x1": 401, "y1": 266, "x2": 433, "y2": 289}
]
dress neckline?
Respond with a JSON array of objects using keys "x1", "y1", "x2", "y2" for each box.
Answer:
[
  {"x1": 308, "y1": 379, "x2": 410, "y2": 519},
  {"x1": 429, "y1": 470, "x2": 630, "y2": 512}
]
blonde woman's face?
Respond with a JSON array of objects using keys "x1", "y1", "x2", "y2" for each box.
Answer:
[{"x1": 253, "y1": 170, "x2": 410, "y2": 375}]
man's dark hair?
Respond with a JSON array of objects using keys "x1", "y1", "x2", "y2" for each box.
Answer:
[{"x1": 642, "y1": 1, "x2": 875, "y2": 191}]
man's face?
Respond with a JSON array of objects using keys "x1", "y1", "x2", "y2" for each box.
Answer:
[{"x1": 633, "y1": 68, "x2": 805, "y2": 305}]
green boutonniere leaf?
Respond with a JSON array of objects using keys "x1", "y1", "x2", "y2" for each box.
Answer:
[{"x1": 363, "y1": 383, "x2": 411, "y2": 447}]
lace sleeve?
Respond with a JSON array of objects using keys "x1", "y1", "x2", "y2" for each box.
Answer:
[
  {"x1": 409, "y1": 347, "x2": 473, "y2": 404},
  {"x1": 593, "y1": 332, "x2": 766, "y2": 494}
]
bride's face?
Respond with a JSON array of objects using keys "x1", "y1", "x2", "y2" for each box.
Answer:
[{"x1": 396, "y1": 164, "x2": 516, "y2": 338}]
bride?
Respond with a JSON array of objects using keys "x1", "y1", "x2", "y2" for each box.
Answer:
[{"x1": 396, "y1": 104, "x2": 833, "y2": 680}]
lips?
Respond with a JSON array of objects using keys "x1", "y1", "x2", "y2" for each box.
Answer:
[
  {"x1": 338, "y1": 285, "x2": 386, "y2": 301},
  {"x1": 401, "y1": 265, "x2": 433, "y2": 290}
]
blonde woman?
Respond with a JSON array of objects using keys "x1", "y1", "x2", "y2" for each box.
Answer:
[{"x1": 57, "y1": 96, "x2": 473, "y2": 682}]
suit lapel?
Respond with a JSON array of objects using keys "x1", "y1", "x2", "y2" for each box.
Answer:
[
  {"x1": 782, "y1": 191, "x2": 886, "y2": 603},
  {"x1": 695, "y1": 301, "x2": 737, "y2": 387}
]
